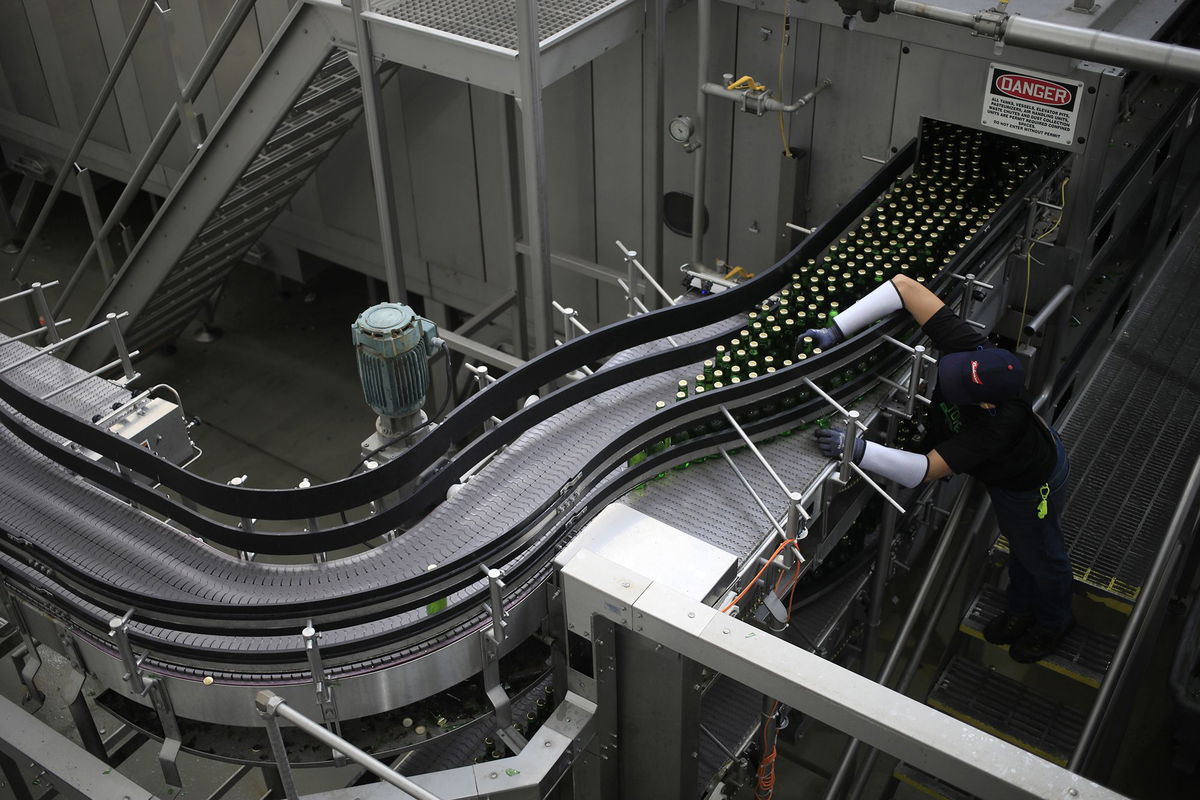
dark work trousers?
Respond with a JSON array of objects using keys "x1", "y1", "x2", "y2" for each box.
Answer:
[{"x1": 986, "y1": 435, "x2": 1073, "y2": 633}]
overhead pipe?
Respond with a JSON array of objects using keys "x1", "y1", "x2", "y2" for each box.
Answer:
[{"x1": 889, "y1": 0, "x2": 1200, "y2": 83}]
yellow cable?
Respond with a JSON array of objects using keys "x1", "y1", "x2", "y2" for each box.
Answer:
[
  {"x1": 778, "y1": 0, "x2": 792, "y2": 158},
  {"x1": 1016, "y1": 177, "x2": 1068, "y2": 351}
]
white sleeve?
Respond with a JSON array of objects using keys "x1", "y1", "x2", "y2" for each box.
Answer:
[
  {"x1": 832, "y1": 280, "x2": 905, "y2": 339},
  {"x1": 859, "y1": 441, "x2": 928, "y2": 488}
]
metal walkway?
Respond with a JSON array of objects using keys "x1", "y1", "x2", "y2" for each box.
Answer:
[{"x1": 1056, "y1": 230, "x2": 1200, "y2": 606}]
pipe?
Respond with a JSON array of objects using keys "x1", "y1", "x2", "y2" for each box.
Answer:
[
  {"x1": 8, "y1": 0, "x2": 157, "y2": 283},
  {"x1": 690, "y1": 0, "x2": 712, "y2": 269},
  {"x1": 257, "y1": 692, "x2": 442, "y2": 800},
  {"x1": 700, "y1": 77, "x2": 832, "y2": 114},
  {"x1": 890, "y1": 0, "x2": 976, "y2": 28},
  {"x1": 1005, "y1": 16, "x2": 1200, "y2": 83},
  {"x1": 822, "y1": 479, "x2": 976, "y2": 800},
  {"x1": 891, "y1": 0, "x2": 1200, "y2": 83},
  {"x1": 1023, "y1": 284, "x2": 1074, "y2": 335},
  {"x1": 1069, "y1": 455, "x2": 1200, "y2": 770}
]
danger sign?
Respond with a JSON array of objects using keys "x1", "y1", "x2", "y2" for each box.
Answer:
[{"x1": 981, "y1": 64, "x2": 1082, "y2": 146}]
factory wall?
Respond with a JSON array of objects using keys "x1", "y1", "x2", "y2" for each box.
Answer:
[{"x1": 0, "y1": 0, "x2": 1092, "y2": 343}]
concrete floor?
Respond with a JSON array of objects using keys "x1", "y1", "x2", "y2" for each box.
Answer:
[{"x1": 0, "y1": 192, "x2": 1197, "y2": 800}]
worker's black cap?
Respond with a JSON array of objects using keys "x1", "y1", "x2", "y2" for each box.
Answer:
[{"x1": 937, "y1": 348, "x2": 1024, "y2": 405}]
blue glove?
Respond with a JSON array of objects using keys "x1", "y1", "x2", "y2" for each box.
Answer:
[
  {"x1": 796, "y1": 325, "x2": 843, "y2": 353},
  {"x1": 815, "y1": 427, "x2": 865, "y2": 462}
]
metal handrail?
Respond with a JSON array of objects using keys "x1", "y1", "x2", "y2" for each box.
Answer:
[
  {"x1": 8, "y1": 0, "x2": 157, "y2": 283},
  {"x1": 53, "y1": 0, "x2": 260, "y2": 317},
  {"x1": 1069, "y1": 453, "x2": 1200, "y2": 771},
  {"x1": 255, "y1": 691, "x2": 442, "y2": 800}
]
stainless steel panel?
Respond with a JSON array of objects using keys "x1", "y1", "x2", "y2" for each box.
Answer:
[
  {"x1": 0, "y1": 1, "x2": 57, "y2": 124},
  {"x1": 661, "y1": 0, "x2": 737, "y2": 271},
  {"x1": 807, "y1": 25, "x2": 901, "y2": 222},
  {"x1": 200, "y1": 0, "x2": 266, "y2": 110},
  {"x1": 402, "y1": 71, "x2": 485, "y2": 281},
  {"x1": 726, "y1": 6, "x2": 801, "y2": 270},
  {"x1": 539, "y1": 63, "x2": 598, "y2": 323},
  {"x1": 117, "y1": 0, "x2": 192, "y2": 172},
  {"x1": 43, "y1": 0, "x2": 129, "y2": 152},
  {"x1": 592, "y1": 35, "x2": 645, "y2": 326}
]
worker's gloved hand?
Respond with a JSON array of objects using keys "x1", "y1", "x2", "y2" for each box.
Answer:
[
  {"x1": 797, "y1": 325, "x2": 844, "y2": 353},
  {"x1": 815, "y1": 427, "x2": 866, "y2": 463}
]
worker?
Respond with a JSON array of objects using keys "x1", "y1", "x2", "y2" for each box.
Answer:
[{"x1": 803, "y1": 275, "x2": 1073, "y2": 663}]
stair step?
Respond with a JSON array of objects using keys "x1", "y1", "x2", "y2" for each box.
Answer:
[
  {"x1": 927, "y1": 656, "x2": 1085, "y2": 766},
  {"x1": 960, "y1": 585, "x2": 1117, "y2": 688},
  {"x1": 893, "y1": 762, "x2": 975, "y2": 800},
  {"x1": 992, "y1": 535, "x2": 1136, "y2": 613}
]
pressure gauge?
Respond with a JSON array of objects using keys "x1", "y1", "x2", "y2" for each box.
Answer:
[{"x1": 669, "y1": 115, "x2": 695, "y2": 144}]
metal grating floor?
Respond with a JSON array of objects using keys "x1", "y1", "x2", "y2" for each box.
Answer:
[
  {"x1": 960, "y1": 586, "x2": 1116, "y2": 688},
  {"x1": 1057, "y1": 219, "x2": 1200, "y2": 603},
  {"x1": 374, "y1": 0, "x2": 625, "y2": 50},
  {"x1": 927, "y1": 656, "x2": 1085, "y2": 766}
]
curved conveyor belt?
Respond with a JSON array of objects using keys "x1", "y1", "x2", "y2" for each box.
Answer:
[{"x1": 0, "y1": 141, "x2": 1055, "y2": 697}]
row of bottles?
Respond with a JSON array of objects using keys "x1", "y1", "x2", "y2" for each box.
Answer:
[{"x1": 624, "y1": 121, "x2": 1054, "y2": 482}]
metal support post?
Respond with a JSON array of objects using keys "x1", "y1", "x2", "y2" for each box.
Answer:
[
  {"x1": 63, "y1": 668, "x2": 108, "y2": 764},
  {"x1": 860, "y1": 411, "x2": 900, "y2": 687},
  {"x1": 479, "y1": 565, "x2": 527, "y2": 754},
  {"x1": 690, "y1": 0, "x2": 712, "y2": 269},
  {"x1": 74, "y1": 166, "x2": 116, "y2": 283},
  {"x1": 642, "y1": 0, "x2": 666, "y2": 303},
  {"x1": 846, "y1": 499, "x2": 992, "y2": 800},
  {"x1": 257, "y1": 691, "x2": 444, "y2": 800},
  {"x1": 622, "y1": 246, "x2": 639, "y2": 317},
  {"x1": 348, "y1": 0, "x2": 407, "y2": 302},
  {"x1": 104, "y1": 313, "x2": 138, "y2": 382},
  {"x1": 880, "y1": 336, "x2": 937, "y2": 418},
  {"x1": 259, "y1": 709, "x2": 301, "y2": 800},
  {"x1": 616, "y1": 240, "x2": 678, "y2": 307},
  {"x1": 515, "y1": 0, "x2": 555, "y2": 354},
  {"x1": 301, "y1": 625, "x2": 343, "y2": 745},
  {"x1": 0, "y1": 581, "x2": 44, "y2": 708},
  {"x1": 28, "y1": 282, "x2": 60, "y2": 343},
  {"x1": 155, "y1": 1, "x2": 207, "y2": 149},
  {"x1": 840, "y1": 409, "x2": 860, "y2": 485},
  {"x1": 824, "y1": 480, "x2": 975, "y2": 800},
  {"x1": 108, "y1": 611, "x2": 183, "y2": 786},
  {"x1": 952, "y1": 273, "x2": 993, "y2": 330}
]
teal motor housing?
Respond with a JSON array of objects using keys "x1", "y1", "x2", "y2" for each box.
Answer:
[{"x1": 352, "y1": 303, "x2": 440, "y2": 419}]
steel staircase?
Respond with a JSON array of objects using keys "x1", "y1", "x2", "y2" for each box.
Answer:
[
  {"x1": 893, "y1": 207, "x2": 1200, "y2": 798},
  {"x1": 68, "y1": 4, "x2": 372, "y2": 368}
]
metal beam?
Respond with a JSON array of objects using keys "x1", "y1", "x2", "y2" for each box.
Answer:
[
  {"x1": 559, "y1": 550, "x2": 1130, "y2": 800},
  {"x1": 0, "y1": 693, "x2": 161, "y2": 800},
  {"x1": 439, "y1": 329, "x2": 525, "y2": 373}
]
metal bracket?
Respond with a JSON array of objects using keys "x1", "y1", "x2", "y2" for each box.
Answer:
[
  {"x1": 108, "y1": 610, "x2": 182, "y2": 786},
  {"x1": 0, "y1": 581, "x2": 44, "y2": 709},
  {"x1": 950, "y1": 273, "x2": 994, "y2": 330},
  {"x1": 301, "y1": 624, "x2": 344, "y2": 762},
  {"x1": 479, "y1": 565, "x2": 528, "y2": 755}
]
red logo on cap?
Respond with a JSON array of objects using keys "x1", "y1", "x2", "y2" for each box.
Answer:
[{"x1": 970, "y1": 360, "x2": 983, "y2": 385}]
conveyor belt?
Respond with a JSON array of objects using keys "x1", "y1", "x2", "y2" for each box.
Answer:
[{"x1": 1056, "y1": 216, "x2": 1200, "y2": 604}]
